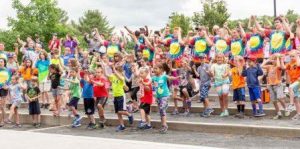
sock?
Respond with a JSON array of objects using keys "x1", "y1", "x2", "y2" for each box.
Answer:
[
  {"x1": 241, "y1": 105, "x2": 245, "y2": 113},
  {"x1": 237, "y1": 105, "x2": 241, "y2": 113},
  {"x1": 258, "y1": 101, "x2": 264, "y2": 113},
  {"x1": 251, "y1": 104, "x2": 257, "y2": 115}
]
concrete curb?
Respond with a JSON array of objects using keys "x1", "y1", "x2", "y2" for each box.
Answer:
[
  {"x1": 14, "y1": 113, "x2": 300, "y2": 138},
  {"x1": 19, "y1": 103, "x2": 294, "y2": 117}
]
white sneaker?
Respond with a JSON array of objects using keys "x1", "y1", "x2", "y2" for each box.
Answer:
[
  {"x1": 287, "y1": 104, "x2": 296, "y2": 112},
  {"x1": 284, "y1": 110, "x2": 291, "y2": 117}
]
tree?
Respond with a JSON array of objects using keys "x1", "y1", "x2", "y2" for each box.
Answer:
[
  {"x1": 8, "y1": 0, "x2": 73, "y2": 45},
  {"x1": 72, "y1": 10, "x2": 114, "y2": 37},
  {"x1": 168, "y1": 12, "x2": 192, "y2": 36},
  {"x1": 192, "y1": 0, "x2": 230, "y2": 32}
]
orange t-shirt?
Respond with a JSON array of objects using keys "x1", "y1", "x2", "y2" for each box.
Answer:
[
  {"x1": 286, "y1": 61, "x2": 300, "y2": 83},
  {"x1": 266, "y1": 66, "x2": 282, "y2": 85},
  {"x1": 231, "y1": 67, "x2": 246, "y2": 89},
  {"x1": 19, "y1": 67, "x2": 38, "y2": 81}
]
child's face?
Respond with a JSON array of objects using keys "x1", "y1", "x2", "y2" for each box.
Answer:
[
  {"x1": 11, "y1": 77, "x2": 17, "y2": 84},
  {"x1": 153, "y1": 67, "x2": 161, "y2": 75},
  {"x1": 70, "y1": 70, "x2": 76, "y2": 77},
  {"x1": 0, "y1": 59, "x2": 4, "y2": 67},
  {"x1": 216, "y1": 56, "x2": 223, "y2": 64},
  {"x1": 248, "y1": 60, "x2": 255, "y2": 66},
  {"x1": 139, "y1": 70, "x2": 148, "y2": 78},
  {"x1": 95, "y1": 69, "x2": 103, "y2": 77},
  {"x1": 25, "y1": 60, "x2": 32, "y2": 67}
]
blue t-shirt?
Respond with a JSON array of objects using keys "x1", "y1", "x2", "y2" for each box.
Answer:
[
  {"x1": 152, "y1": 74, "x2": 170, "y2": 98},
  {"x1": 242, "y1": 65, "x2": 263, "y2": 88},
  {"x1": 80, "y1": 79, "x2": 94, "y2": 99},
  {"x1": 62, "y1": 54, "x2": 75, "y2": 66},
  {"x1": 123, "y1": 62, "x2": 132, "y2": 80}
]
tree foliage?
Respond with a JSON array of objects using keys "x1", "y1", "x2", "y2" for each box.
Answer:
[
  {"x1": 168, "y1": 12, "x2": 192, "y2": 36},
  {"x1": 192, "y1": 0, "x2": 230, "y2": 32},
  {"x1": 72, "y1": 10, "x2": 114, "y2": 38}
]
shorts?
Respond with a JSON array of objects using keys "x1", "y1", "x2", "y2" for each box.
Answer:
[
  {"x1": 0, "y1": 88, "x2": 8, "y2": 97},
  {"x1": 131, "y1": 87, "x2": 140, "y2": 101},
  {"x1": 179, "y1": 84, "x2": 193, "y2": 97},
  {"x1": 139, "y1": 103, "x2": 151, "y2": 115},
  {"x1": 215, "y1": 84, "x2": 230, "y2": 96},
  {"x1": 68, "y1": 97, "x2": 80, "y2": 109},
  {"x1": 84, "y1": 98, "x2": 95, "y2": 115},
  {"x1": 51, "y1": 88, "x2": 63, "y2": 97},
  {"x1": 29, "y1": 101, "x2": 41, "y2": 115},
  {"x1": 290, "y1": 81, "x2": 300, "y2": 98},
  {"x1": 39, "y1": 81, "x2": 51, "y2": 92},
  {"x1": 114, "y1": 96, "x2": 126, "y2": 113},
  {"x1": 125, "y1": 81, "x2": 132, "y2": 93},
  {"x1": 248, "y1": 87, "x2": 261, "y2": 101},
  {"x1": 233, "y1": 88, "x2": 246, "y2": 101},
  {"x1": 96, "y1": 97, "x2": 108, "y2": 107},
  {"x1": 11, "y1": 100, "x2": 22, "y2": 108},
  {"x1": 200, "y1": 84, "x2": 210, "y2": 102},
  {"x1": 267, "y1": 84, "x2": 285, "y2": 100},
  {"x1": 157, "y1": 97, "x2": 168, "y2": 117}
]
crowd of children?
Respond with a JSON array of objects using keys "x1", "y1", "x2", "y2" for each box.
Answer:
[{"x1": 0, "y1": 15, "x2": 300, "y2": 134}]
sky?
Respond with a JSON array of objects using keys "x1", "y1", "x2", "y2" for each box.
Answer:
[{"x1": 0, "y1": 0, "x2": 299, "y2": 32}]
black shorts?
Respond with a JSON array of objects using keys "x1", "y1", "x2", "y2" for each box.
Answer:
[
  {"x1": 179, "y1": 84, "x2": 193, "y2": 97},
  {"x1": 125, "y1": 81, "x2": 132, "y2": 93},
  {"x1": 114, "y1": 96, "x2": 126, "y2": 113},
  {"x1": 131, "y1": 87, "x2": 140, "y2": 101},
  {"x1": 0, "y1": 88, "x2": 8, "y2": 97},
  {"x1": 68, "y1": 97, "x2": 80, "y2": 109},
  {"x1": 96, "y1": 97, "x2": 108, "y2": 107},
  {"x1": 29, "y1": 101, "x2": 41, "y2": 115},
  {"x1": 84, "y1": 99, "x2": 95, "y2": 115},
  {"x1": 139, "y1": 103, "x2": 151, "y2": 115}
]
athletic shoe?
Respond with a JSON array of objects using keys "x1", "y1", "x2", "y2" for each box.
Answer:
[
  {"x1": 4, "y1": 119, "x2": 12, "y2": 124},
  {"x1": 144, "y1": 125, "x2": 152, "y2": 130},
  {"x1": 98, "y1": 121, "x2": 105, "y2": 129},
  {"x1": 292, "y1": 114, "x2": 300, "y2": 121},
  {"x1": 159, "y1": 125, "x2": 168, "y2": 134},
  {"x1": 254, "y1": 112, "x2": 266, "y2": 117},
  {"x1": 171, "y1": 110, "x2": 179, "y2": 115},
  {"x1": 0, "y1": 123, "x2": 4, "y2": 127},
  {"x1": 35, "y1": 123, "x2": 41, "y2": 128},
  {"x1": 200, "y1": 111, "x2": 209, "y2": 118},
  {"x1": 273, "y1": 115, "x2": 282, "y2": 120},
  {"x1": 72, "y1": 121, "x2": 81, "y2": 128},
  {"x1": 284, "y1": 110, "x2": 291, "y2": 117},
  {"x1": 223, "y1": 110, "x2": 229, "y2": 116},
  {"x1": 206, "y1": 108, "x2": 214, "y2": 116},
  {"x1": 115, "y1": 125, "x2": 126, "y2": 132},
  {"x1": 87, "y1": 123, "x2": 97, "y2": 130},
  {"x1": 220, "y1": 112, "x2": 225, "y2": 117},
  {"x1": 12, "y1": 124, "x2": 22, "y2": 128},
  {"x1": 182, "y1": 111, "x2": 191, "y2": 117},
  {"x1": 287, "y1": 104, "x2": 296, "y2": 112},
  {"x1": 128, "y1": 115, "x2": 134, "y2": 125},
  {"x1": 137, "y1": 121, "x2": 146, "y2": 129}
]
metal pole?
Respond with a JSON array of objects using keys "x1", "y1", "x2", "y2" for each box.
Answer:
[{"x1": 274, "y1": 0, "x2": 277, "y2": 17}]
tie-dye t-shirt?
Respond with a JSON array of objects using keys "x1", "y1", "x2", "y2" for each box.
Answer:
[
  {"x1": 0, "y1": 67, "x2": 11, "y2": 88},
  {"x1": 103, "y1": 41, "x2": 122, "y2": 60},
  {"x1": 213, "y1": 37, "x2": 230, "y2": 55},
  {"x1": 190, "y1": 37, "x2": 211, "y2": 57},
  {"x1": 230, "y1": 38, "x2": 246, "y2": 57},
  {"x1": 246, "y1": 33, "x2": 264, "y2": 58},
  {"x1": 166, "y1": 38, "x2": 184, "y2": 60},
  {"x1": 265, "y1": 30, "x2": 290, "y2": 54},
  {"x1": 35, "y1": 60, "x2": 50, "y2": 83}
]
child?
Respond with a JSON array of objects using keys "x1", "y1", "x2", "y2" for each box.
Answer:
[
  {"x1": 242, "y1": 57, "x2": 265, "y2": 117},
  {"x1": 137, "y1": 67, "x2": 153, "y2": 129},
  {"x1": 25, "y1": 77, "x2": 41, "y2": 128},
  {"x1": 81, "y1": 71, "x2": 97, "y2": 129},
  {"x1": 65, "y1": 69, "x2": 82, "y2": 127},
  {"x1": 193, "y1": 54, "x2": 214, "y2": 117},
  {"x1": 261, "y1": 54, "x2": 289, "y2": 119},
  {"x1": 211, "y1": 53, "x2": 230, "y2": 117},
  {"x1": 152, "y1": 63, "x2": 178, "y2": 133},
  {"x1": 49, "y1": 64, "x2": 62, "y2": 116},
  {"x1": 231, "y1": 56, "x2": 246, "y2": 118},
  {"x1": 91, "y1": 67, "x2": 109, "y2": 128},
  {"x1": 103, "y1": 62, "x2": 133, "y2": 132},
  {"x1": 6, "y1": 75, "x2": 26, "y2": 127}
]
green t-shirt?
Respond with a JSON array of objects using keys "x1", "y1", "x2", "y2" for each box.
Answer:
[
  {"x1": 69, "y1": 77, "x2": 81, "y2": 98},
  {"x1": 109, "y1": 74, "x2": 125, "y2": 97}
]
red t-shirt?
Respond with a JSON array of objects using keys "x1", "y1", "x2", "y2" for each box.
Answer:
[
  {"x1": 93, "y1": 77, "x2": 109, "y2": 97},
  {"x1": 140, "y1": 78, "x2": 153, "y2": 104},
  {"x1": 48, "y1": 39, "x2": 60, "y2": 51}
]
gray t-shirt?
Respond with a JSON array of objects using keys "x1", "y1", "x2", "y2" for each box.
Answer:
[{"x1": 197, "y1": 63, "x2": 211, "y2": 86}]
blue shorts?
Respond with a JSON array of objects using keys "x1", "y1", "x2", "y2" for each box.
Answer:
[
  {"x1": 248, "y1": 87, "x2": 261, "y2": 101},
  {"x1": 200, "y1": 84, "x2": 210, "y2": 102},
  {"x1": 114, "y1": 96, "x2": 126, "y2": 113},
  {"x1": 233, "y1": 88, "x2": 245, "y2": 101}
]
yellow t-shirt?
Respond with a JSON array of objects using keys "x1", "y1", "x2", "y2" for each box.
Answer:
[{"x1": 109, "y1": 74, "x2": 125, "y2": 97}]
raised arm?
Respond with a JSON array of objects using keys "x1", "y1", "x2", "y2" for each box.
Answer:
[
  {"x1": 239, "y1": 22, "x2": 246, "y2": 39},
  {"x1": 253, "y1": 16, "x2": 265, "y2": 32}
]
